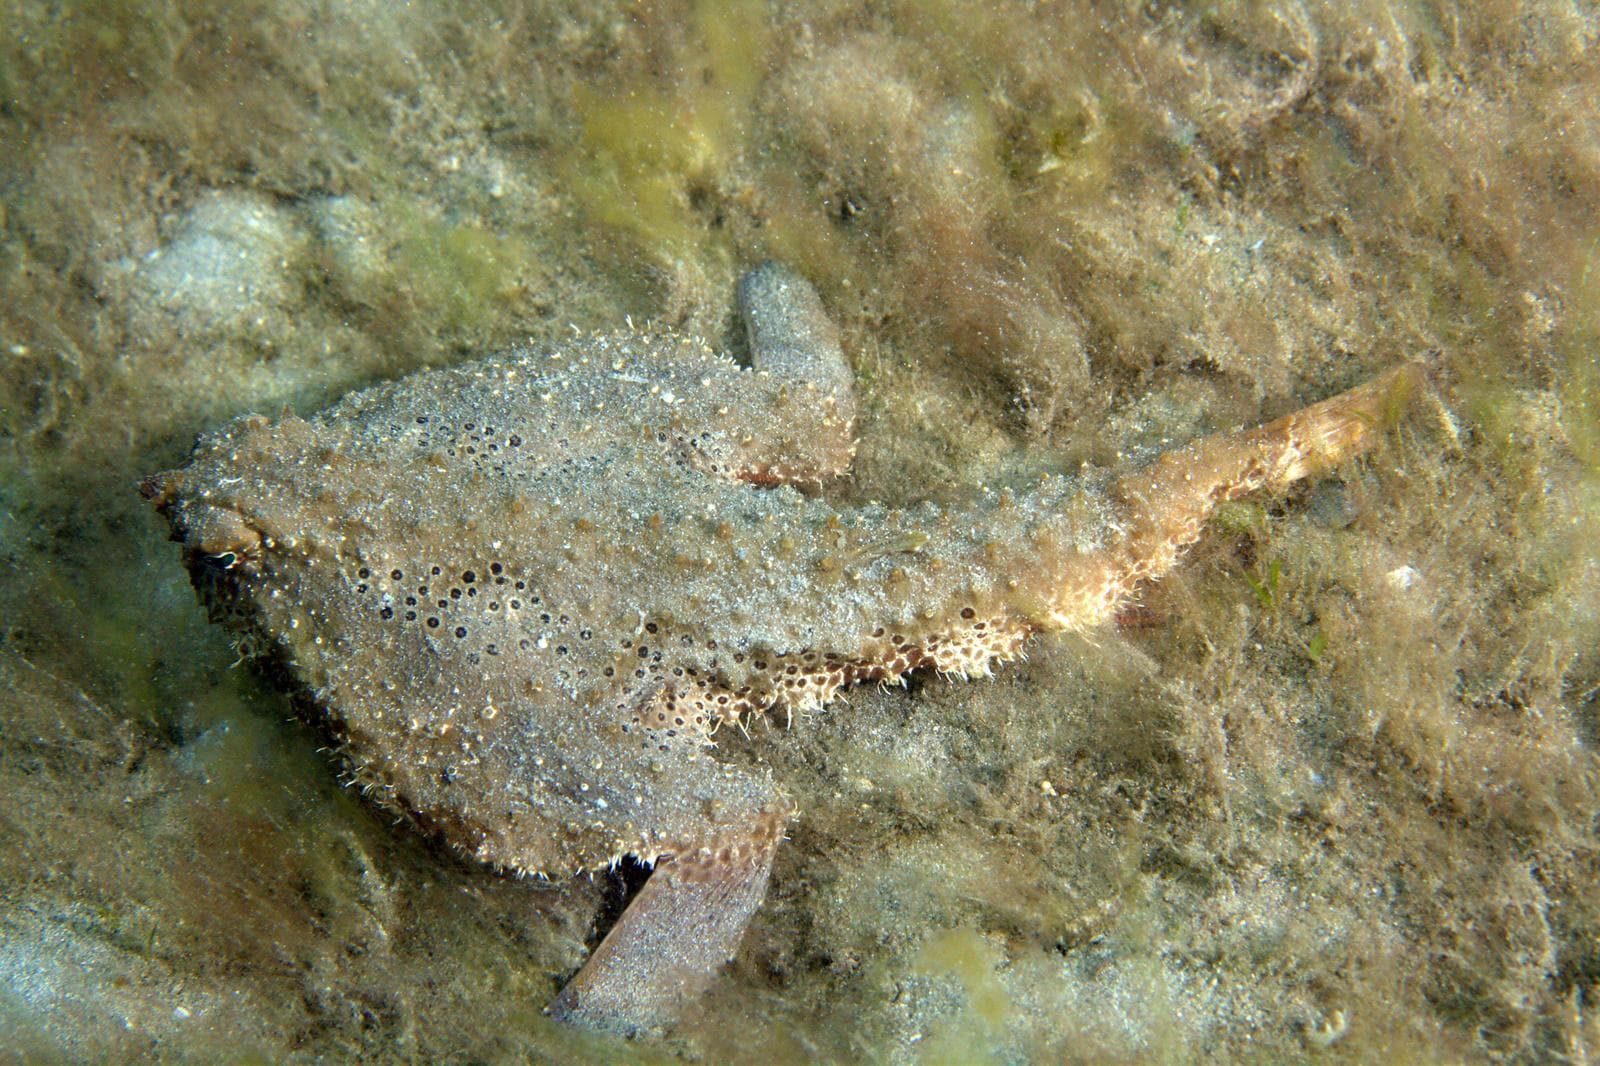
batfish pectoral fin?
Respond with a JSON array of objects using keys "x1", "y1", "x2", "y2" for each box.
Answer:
[
  {"x1": 547, "y1": 806, "x2": 787, "y2": 1037},
  {"x1": 731, "y1": 262, "x2": 858, "y2": 485}
]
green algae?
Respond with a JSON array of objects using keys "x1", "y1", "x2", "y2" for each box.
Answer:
[
  {"x1": 386, "y1": 203, "x2": 541, "y2": 337},
  {"x1": 909, "y1": 928, "x2": 1013, "y2": 1063},
  {"x1": 566, "y1": 0, "x2": 771, "y2": 265}
]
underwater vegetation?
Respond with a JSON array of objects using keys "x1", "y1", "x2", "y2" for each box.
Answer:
[{"x1": 2, "y1": 0, "x2": 1597, "y2": 1061}]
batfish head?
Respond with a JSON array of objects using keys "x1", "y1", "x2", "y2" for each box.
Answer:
[{"x1": 143, "y1": 411, "x2": 325, "y2": 592}]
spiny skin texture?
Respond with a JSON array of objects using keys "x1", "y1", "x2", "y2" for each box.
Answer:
[{"x1": 145, "y1": 264, "x2": 1416, "y2": 1035}]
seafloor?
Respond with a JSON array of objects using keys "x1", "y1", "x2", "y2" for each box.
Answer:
[{"x1": 2, "y1": 1, "x2": 1596, "y2": 1062}]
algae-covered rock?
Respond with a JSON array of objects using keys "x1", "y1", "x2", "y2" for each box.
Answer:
[{"x1": 131, "y1": 189, "x2": 310, "y2": 341}]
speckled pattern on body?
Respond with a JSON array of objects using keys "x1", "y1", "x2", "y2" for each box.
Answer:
[{"x1": 145, "y1": 264, "x2": 1416, "y2": 1034}]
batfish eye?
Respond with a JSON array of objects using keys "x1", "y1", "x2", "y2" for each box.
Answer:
[{"x1": 183, "y1": 503, "x2": 263, "y2": 561}]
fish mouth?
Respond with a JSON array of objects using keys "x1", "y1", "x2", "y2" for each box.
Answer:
[{"x1": 143, "y1": 472, "x2": 265, "y2": 573}]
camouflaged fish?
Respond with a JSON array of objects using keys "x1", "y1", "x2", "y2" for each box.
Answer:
[{"x1": 145, "y1": 263, "x2": 1417, "y2": 1034}]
